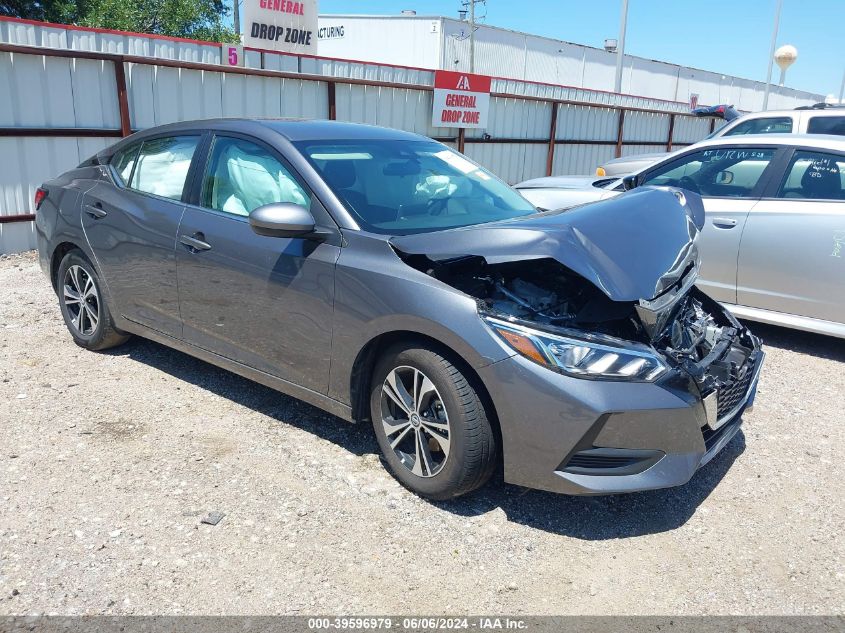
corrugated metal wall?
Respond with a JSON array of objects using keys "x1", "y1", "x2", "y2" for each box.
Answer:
[
  {"x1": 333, "y1": 84, "x2": 446, "y2": 137},
  {"x1": 1, "y1": 17, "x2": 727, "y2": 253},
  {"x1": 466, "y1": 97, "x2": 552, "y2": 139},
  {"x1": 320, "y1": 16, "x2": 821, "y2": 112}
]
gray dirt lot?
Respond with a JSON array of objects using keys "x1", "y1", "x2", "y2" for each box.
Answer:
[{"x1": 0, "y1": 250, "x2": 843, "y2": 616}]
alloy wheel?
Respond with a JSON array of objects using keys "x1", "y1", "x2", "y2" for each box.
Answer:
[
  {"x1": 63, "y1": 264, "x2": 99, "y2": 336},
  {"x1": 380, "y1": 365, "x2": 451, "y2": 478}
]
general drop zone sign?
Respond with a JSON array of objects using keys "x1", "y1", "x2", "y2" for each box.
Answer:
[
  {"x1": 243, "y1": 0, "x2": 317, "y2": 54},
  {"x1": 431, "y1": 70, "x2": 491, "y2": 129}
]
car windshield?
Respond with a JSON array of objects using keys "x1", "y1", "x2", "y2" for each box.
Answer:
[{"x1": 296, "y1": 139, "x2": 537, "y2": 234}]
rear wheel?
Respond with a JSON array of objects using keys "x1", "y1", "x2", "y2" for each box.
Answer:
[
  {"x1": 56, "y1": 250, "x2": 129, "y2": 351},
  {"x1": 370, "y1": 344, "x2": 497, "y2": 500}
]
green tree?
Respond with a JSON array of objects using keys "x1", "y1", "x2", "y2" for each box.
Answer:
[
  {"x1": 0, "y1": 0, "x2": 84, "y2": 23},
  {"x1": 0, "y1": 0, "x2": 238, "y2": 42}
]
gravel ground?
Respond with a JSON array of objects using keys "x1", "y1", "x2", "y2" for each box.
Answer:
[{"x1": 1, "y1": 250, "x2": 843, "y2": 616}]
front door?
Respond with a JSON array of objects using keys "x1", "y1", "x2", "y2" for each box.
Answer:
[
  {"x1": 737, "y1": 149, "x2": 845, "y2": 324},
  {"x1": 81, "y1": 135, "x2": 201, "y2": 338},
  {"x1": 175, "y1": 134, "x2": 340, "y2": 393},
  {"x1": 638, "y1": 146, "x2": 781, "y2": 304}
]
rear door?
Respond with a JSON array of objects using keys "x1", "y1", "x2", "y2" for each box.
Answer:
[
  {"x1": 737, "y1": 148, "x2": 845, "y2": 324},
  {"x1": 637, "y1": 145, "x2": 782, "y2": 304},
  {"x1": 175, "y1": 133, "x2": 341, "y2": 393},
  {"x1": 81, "y1": 134, "x2": 202, "y2": 338}
]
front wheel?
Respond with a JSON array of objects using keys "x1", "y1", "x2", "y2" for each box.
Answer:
[
  {"x1": 56, "y1": 250, "x2": 130, "y2": 351},
  {"x1": 370, "y1": 344, "x2": 497, "y2": 500}
]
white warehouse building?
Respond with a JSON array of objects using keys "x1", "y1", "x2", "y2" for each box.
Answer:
[{"x1": 316, "y1": 13, "x2": 823, "y2": 111}]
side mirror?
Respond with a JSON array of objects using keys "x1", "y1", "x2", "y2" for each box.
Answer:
[
  {"x1": 622, "y1": 174, "x2": 639, "y2": 191},
  {"x1": 715, "y1": 170, "x2": 734, "y2": 185},
  {"x1": 249, "y1": 203, "x2": 316, "y2": 238}
]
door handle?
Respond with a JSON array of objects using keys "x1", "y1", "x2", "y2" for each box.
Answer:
[
  {"x1": 84, "y1": 203, "x2": 107, "y2": 219},
  {"x1": 711, "y1": 217, "x2": 738, "y2": 228},
  {"x1": 180, "y1": 233, "x2": 212, "y2": 252}
]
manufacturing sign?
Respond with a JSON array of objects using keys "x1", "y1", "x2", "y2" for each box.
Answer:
[
  {"x1": 431, "y1": 70, "x2": 491, "y2": 129},
  {"x1": 242, "y1": 0, "x2": 318, "y2": 54}
]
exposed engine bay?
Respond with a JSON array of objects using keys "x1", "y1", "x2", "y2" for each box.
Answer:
[
  {"x1": 404, "y1": 256, "x2": 641, "y2": 338},
  {"x1": 399, "y1": 252, "x2": 759, "y2": 399}
]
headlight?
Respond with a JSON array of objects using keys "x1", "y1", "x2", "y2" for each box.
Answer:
[{"x1": 484, "y1": 316, "x2": 667, "y2": 382}]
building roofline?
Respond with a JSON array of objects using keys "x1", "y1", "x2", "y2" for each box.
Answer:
[{"x1": 317, "y1": 14, "x2": 822, "y2": 98}]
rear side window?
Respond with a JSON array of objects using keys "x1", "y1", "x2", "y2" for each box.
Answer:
[
  {"x1": 129, "y1": 136, "x2": 200, "y2": 201},
  {"x1": 723, "y1": 117, "x2": 793, "y2": 136},
  {"x1": 807, "y1": 116, "x2": 845, "y2": 136},
  {"x1": 110, "y1": 143, "x2": 140, "y2": 185},
  {"x1": 777, "y1": 151, "x2": 845, "y2": 200}
]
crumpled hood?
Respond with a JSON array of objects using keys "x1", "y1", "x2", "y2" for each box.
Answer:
[{"x1": 390, "y1": 187, "x2": 705, "y2": 302}]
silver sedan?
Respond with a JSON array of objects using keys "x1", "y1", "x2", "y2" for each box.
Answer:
[{"x1": 516, "y1": 134, "x2": 845, "y2": 339}]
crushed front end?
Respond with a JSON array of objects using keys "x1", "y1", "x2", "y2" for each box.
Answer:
[
  {"x1": 650, "y1": 285, "x2": 763, "y2": 466},
  {"x1": 392, "y1": 188, "x2": 764, "y2": 494}
]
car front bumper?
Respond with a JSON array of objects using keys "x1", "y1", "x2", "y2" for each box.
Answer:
[{"x1": 479, "y1": 326, "x2": 763, "y2": 496}]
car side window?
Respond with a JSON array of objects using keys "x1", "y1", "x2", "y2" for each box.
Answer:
[
  {"x1": 129, "y1": 136, "x2": 200, "y2": 201},
  {"x1": 640, "y1": 147, "x2": 777, "y2": 198},
  {"x1": 722, "y1": 117, "x2": 793, "y2": 136},
  {"x1": 806, "y1": 116, "x2": 845, "y2": 136},
  {"x1": 777, "y1": 151, "x2": 845, "y2": 201},
  {"x1": 110, "y1": 143, "x2": 141, "y2": 186},
  {"x1": 201, "y1": 136, "x2": 310, "y2": 217}
]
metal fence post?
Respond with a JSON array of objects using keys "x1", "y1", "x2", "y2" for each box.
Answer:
[
  {"x1": 615, "y1": 108, "x2": 626, "y2": 158},
  {"x1": 327, "y1": 81, "x2": 336, "y2": 120},
  {"x1": 667, "y1": 113, "x2": 675, "y2": 152},
  {"x1": 113, "y1": 59, "x2": 132, "y2": 137},
  {"x1": 546, "y1": 101, "x2": 559, "y2": 176}
]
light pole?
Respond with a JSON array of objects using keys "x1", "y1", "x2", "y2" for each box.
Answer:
[
  {"x1": 613, "y1": 0, "x2": 629, "y2": 94},
  {"x1": 839, "y1": 68, "x2": 845, "y2": 104},
  {"x1": 762, "y1": 0, "x2": 783, "y2": 110},
  {"x1": 232, "y1": 0, "x2": 240, "y2": 37}
]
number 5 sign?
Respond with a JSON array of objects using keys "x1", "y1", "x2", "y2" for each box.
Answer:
[{"x1": 221, "y1": 44, "x2": 245, "y2": 67}]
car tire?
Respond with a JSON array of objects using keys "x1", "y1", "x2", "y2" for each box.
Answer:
[
  {"x1": 56, "y1": 249, "x2": 130, "y2": 351},
  {"x1": 370, "y1": 344, "x2": 497, "y2": 500}
]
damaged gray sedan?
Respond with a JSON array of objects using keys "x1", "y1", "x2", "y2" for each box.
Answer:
[{"x1": 35, "y1": 119, "x2": 763, "y2": 499}]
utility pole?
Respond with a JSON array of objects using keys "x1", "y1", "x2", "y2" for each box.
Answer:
[
  {"x1": 469, "y1": 0, "x2": 475, "y2": 73},
  {"x1": 233, "y1": 0, "x2": 240, "y2": 37},
  {"x1": 762, "y1": 0, "x2": 783, "y2": 111},
  {"x1": 613, "y1": 0, "x2": 629, "y2": 94},
  {"x1": 459, "y1": 0, "x2": 481, "y2": 72}
]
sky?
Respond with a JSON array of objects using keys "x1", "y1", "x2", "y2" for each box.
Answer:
[{"x1": 317, "y1": 0, "x2": 842, "y2": 97}]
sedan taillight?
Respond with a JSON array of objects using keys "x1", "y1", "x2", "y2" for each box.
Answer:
[{"x1": 34, "y1": 187, "x2": 47, "y2": 210}]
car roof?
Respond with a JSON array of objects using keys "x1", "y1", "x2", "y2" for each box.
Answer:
[
  {"x1": 124, "y1": 118, "x2": 428, "y2": 142},
  {"x1": 686, "y1": 133, "x2": 845, "y2": 152},
  {"x1": 259, "y1": 119, "x2": 429, "y2": 142},
  {"x1": 738, "y1": 108, "x2": 845, "y2": 118}
]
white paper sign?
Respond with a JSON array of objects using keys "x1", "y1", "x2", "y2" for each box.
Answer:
[
  {"x1": 242, "y1": 0, "x2": 318, "y2": 54},
  {"x1": 431, "y1": 70, "x2": 491, "y2": 129},
  {"x1": 689, "y1": 93, "x2": 700, "y2": 110}
]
